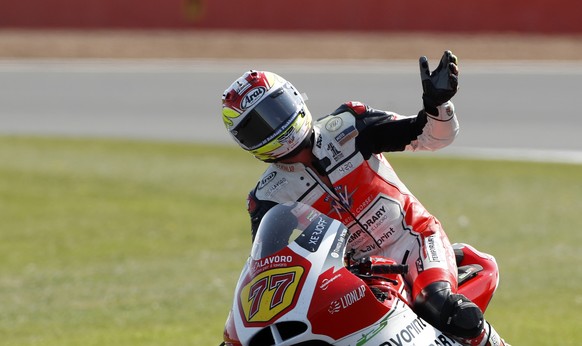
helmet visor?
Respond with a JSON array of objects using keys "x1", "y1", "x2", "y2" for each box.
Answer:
[{"x1": 233, "y1": 86, "x2": 303, "y2": 150}]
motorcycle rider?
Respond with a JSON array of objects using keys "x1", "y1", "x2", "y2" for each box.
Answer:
[{"x1": 221, "y1": 51, "x2": 508, "y2": 346}]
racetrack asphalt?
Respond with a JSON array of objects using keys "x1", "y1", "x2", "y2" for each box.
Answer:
[
  {"x1": 1, "y1": 30, "x2": 581, "y2": 163},
  {"x1": 1, "y1": 58, "x2": 581, "y2": 164}
]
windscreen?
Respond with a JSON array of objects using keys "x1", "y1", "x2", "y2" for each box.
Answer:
[{"x1": 250, "y1": 202, "x2": 333, "y2": 260}]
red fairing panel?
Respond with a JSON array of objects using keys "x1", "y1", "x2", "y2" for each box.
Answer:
[
  {"x1": 457, "y1": 244, "x2": 499, "y2": 312},
  {"x1": 307, "y1": 266, "x2": 392, "y2": 340}
]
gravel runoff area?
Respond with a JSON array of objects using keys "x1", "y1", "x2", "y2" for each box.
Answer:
[{"x1": 0, "y1": 30, "x2": 582, "y2": 60}]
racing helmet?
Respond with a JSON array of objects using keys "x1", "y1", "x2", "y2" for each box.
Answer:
[{"x1": 222, "y1": 70, "x2": 312, "y2": 162}]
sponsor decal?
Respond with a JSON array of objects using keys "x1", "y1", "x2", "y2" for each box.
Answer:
[
  {"x1": 240, "y1": 266, "x2": 304, "y2": 324},
  {"x1": 320, "y1": 273, "x2": 342, "y2": 290},
  {"x1": 337, "y1": 161, "x2": 354, "y2": 175},
  {"x1": 377, "y1": 317, "x2": 456, "y2": 346},
  {"x1": 425, "y1": 235, "x2": 443, "y2": 263},
  {"x1": 309, "y1": 217, "x2": 328, "y2": 245},
  {"x1": 241, "y1": 87, "x2": 266, "y2": 109},
  {"x1": 377, "y1": 227, "x2": 397, "y2": 246},
  {"x1": 361, "y1": 205, "x2": 389, "y2": 232},
  {"x1": 326, "y1": 142, "x2": 344, "y2": 161},
  {"x1": 377, "y1": 316, "x2": 454, "y2": 346},
  {"x1": 296, "y1": 216, "x2": 329, "y2": 253},
  {"x1": 328, "y1": 300, "x2": 341, "y2": 314},
  {"x1": 251, "y1": 255, "x2": 293, "y2": 273},
  {"x1": 360, "y1": 243, "x2": 377, "y2": 254},
  {"x1": 274, "y1": 163, "x2": 296, "y2": 172},
  {"x1": 379, "y1": 333, "x2": 456, "y2": 346},
  {"x1": 315, "y1": 134, "x2": 323, "y2": 149},
  {"x1": 347, "y1": 227, "x2": 375, "y2": 255},
  {"x1": 330, "y1": 228, "x2": 348, "y2": 259},
  {"x1": 356, "y1": 315, "x2": 389, "y2": 346},
  {"x1": 355, "y1": 195, "x2": 374, "y2": 214},
  {"x1": 334, "y1": 125, "x2": 358, "y2": 146},
  {"x1": 325, "y1": 117, "x2": 343, "y2": 132},
  {"x1": 348, "y1": 228, "x2": 365, "y2": 242},
  {"x1": 325, "y1": 185, "x2": 356, "y2": 218},
  {"x1": 340, "y1": 284, "x2": 366, "y2": 307},
  {"x1": 258, "y1": 172, "x2": 277, "y2": 190},
  {"x1": 264, "y1": 177, "x2": 289, "y2": 198},
  {"x1": 328, "y1": 284, "x2": 366, "y2": 314},
  {"x1": 353, "y1": 197, "x2": 405, "y2": 250},
  {"x1": 277, "y1": 126, "x2": 297, "y2": 145},
  {"x1": 234, "y1": 79, "x2": 252, "y2": 95}
]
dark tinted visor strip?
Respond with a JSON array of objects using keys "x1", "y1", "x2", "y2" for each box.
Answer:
[{"x1": 234, "y1": 88, "x2": 302, "y2": 148}]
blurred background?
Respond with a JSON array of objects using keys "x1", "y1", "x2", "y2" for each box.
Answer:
[
  {"x1": 1, "y1": 0, "x2": 582, "y2": 33},
  {"x1": 1, "y1": 0, "x2": 581, "y2": 160},
  {"x1": 1, "y1": 0, "x2": 582, "y2": 60}
]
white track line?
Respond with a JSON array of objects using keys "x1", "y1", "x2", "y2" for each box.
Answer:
[{"x1": 428, "y1": 147, "x2": 582, "y2": 165}]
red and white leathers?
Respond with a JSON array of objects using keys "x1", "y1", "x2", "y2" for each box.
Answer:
[{"x1": 247, "y1": 100, "x2": 459, "y2": 301}]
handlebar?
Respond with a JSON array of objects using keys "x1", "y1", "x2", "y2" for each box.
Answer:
[
  {"x1": 371, "y1": 264, "x2": 409, "y2": 275},
  {"x1": 347, "y1": 256, "x2": 409, "y2": 276}
]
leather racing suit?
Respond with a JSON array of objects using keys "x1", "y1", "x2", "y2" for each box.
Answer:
[{"x1": 247, "y1": 100, "x2": 460, "y2": 300}]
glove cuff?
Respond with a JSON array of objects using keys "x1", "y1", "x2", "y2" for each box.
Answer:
[{"x1": 425, "y1": 101, "x2": 455, "y2": 121}]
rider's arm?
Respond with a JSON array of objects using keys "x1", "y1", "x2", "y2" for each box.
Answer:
[
  {"x1": 333, "y1": 101, "x2": 458, "y2": 159},
  {"x1": 401, "y1": 101, "x2": 459, "y2": 152},
  {"x1": 350, "y1": 50, "x2": 460, "y2": 157},
  {"x1": 247, "y1": 188, "x2": 277, "y2": 241}
]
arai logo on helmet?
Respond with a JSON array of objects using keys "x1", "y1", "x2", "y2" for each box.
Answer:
[{"x1": 241, "y1": 87, "x2": 266, "y2": 109}]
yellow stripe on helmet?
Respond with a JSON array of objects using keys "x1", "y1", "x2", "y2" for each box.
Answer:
[{"x1": 222, "y1": 107, "x2": 241, "y2": 128}]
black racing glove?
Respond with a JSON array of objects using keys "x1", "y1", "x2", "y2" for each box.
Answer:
[{"x1": 419, "y1": 50, "x2": 459, "y2": 115}]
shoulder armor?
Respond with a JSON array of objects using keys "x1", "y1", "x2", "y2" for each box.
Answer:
[{"x1": 332, "y1": 101, "x2": 368, "y2": 117}]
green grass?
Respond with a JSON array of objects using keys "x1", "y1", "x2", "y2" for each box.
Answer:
[{"x1": 0, "y1": 136, "x2": 580, "y2": 345}]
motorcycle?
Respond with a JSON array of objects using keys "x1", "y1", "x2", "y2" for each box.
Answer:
[{"x1": 221, "y1": 202, "x2": 499, "y2": 346}]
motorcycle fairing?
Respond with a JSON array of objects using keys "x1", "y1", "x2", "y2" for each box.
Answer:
[
  {"x1": 237, "y1": 246, "x2": 312, "y2": 328},
  {"x1": 224, "y1": 203, "x2": 482, "y2": 345},
  {"x1": 231, "y1": 212, "x2": 351, "y2": 344}
]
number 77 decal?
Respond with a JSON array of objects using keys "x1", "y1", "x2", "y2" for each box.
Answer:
[{"x1": 240, "y1": 266, "x2": 305, "y2": 324}]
